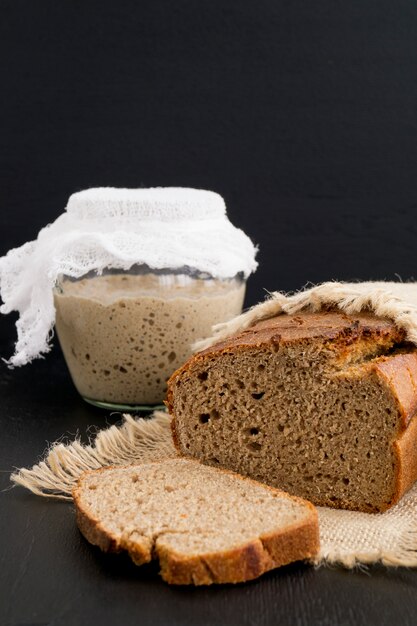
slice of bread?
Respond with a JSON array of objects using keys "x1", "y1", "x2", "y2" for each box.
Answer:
[
  {"x1": 73, "y1": 458, "x2": 319, "y2": 585},
  {"x1": 167, "y1": 311, "x2": 417, "y2": 513}
]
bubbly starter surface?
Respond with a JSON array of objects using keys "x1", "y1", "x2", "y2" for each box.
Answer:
[{"x1": 54, "y1": 274, "x2": 245, "y2": 405}]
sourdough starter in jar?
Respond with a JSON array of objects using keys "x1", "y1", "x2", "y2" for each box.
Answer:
[{"x1": 54, "y1": 273, "x2": 245, "y2": 406}]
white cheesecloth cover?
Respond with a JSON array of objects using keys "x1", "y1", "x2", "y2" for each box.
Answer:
[{"x1": 0, "y1": 187, "x2": 258, "y2": 367}]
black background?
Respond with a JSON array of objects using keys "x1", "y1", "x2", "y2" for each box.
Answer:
[{"x1": 1, "y1": 1, "x2": 417, "y2": 625}]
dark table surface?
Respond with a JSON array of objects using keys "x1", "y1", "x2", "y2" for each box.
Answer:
[{"x1": 1, "y1": 317, "x2": 417, "y2": 626}]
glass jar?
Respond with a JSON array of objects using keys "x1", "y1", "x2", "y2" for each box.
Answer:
[{"x1": 54, "y1": 265, "x2": 246, "y2": 410}]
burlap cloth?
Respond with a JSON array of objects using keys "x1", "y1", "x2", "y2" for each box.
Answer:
[{"x1": 11, "y1": 281, "x2": 417, "y2": 568}]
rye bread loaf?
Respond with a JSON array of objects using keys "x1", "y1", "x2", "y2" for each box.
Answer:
[
  {"x1": 167, "y1": 311, "x2": 417, "y2": 513},
  {"x1": 73, "y1": 458, "x2": 319, "y2": 585}
]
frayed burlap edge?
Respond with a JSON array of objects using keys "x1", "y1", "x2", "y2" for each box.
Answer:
[
  {"x1": 10, "y1": 411, "x2": 176, "y2": 500},
  {"x1": 193, "y1": 281, "x2": 417, "y2": 351},
  {"x1": 10, "y1": 410, "x2": 417, "y2": 569}
]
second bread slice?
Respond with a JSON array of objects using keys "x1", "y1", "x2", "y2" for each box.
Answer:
[{"x1": 73, "y1": 458, "x2": 319, "y2": 585}]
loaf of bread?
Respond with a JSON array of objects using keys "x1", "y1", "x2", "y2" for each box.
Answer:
[
  {"x1": 167, "y1": 311, "x2": 417, "y2": 513},
  {"x1": 73, "y1": 458, "x2": 319, "y2": 585}
]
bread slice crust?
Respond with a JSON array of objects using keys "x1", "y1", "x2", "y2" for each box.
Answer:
[
  {"x1": 167, "y1": 311, "x2": 417, "y2": 513},
  {"x1": 73, "y1": 459, "x2": 319, "y2": 585}
]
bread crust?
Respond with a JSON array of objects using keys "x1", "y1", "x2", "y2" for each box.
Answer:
[
  {"x1": 73, "y1": 460, "x2": 319, "y2": 585},
  {"x1": 166, "y1": 311, "x2": 406, "y2": 412},
  {"x1": 374, "y1": 353, "x2": 417, "y2": 428},
  {"x1": 195, "y1": 310, "x2": 403, "y2": 355},
  {"x1": 369, "y1": 353, "x2": 417, "y2": 510},
  {"x1": 392, "y1": 405, "x2": 417, "y2": 506},
  {"x1": 158, "y1": 515, "x2": 319, "y2": 585},
  {"x1": 167, "y1": 311, "x2": 417, "y2": 512}
]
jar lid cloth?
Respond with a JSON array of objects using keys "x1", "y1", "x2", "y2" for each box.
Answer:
[{"x1": 0, "y1": 187, "x2": 257, "y2": 366}]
